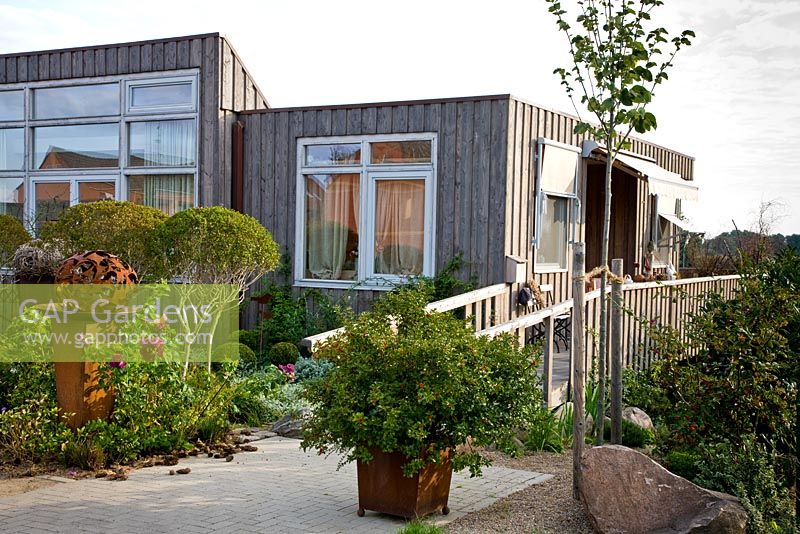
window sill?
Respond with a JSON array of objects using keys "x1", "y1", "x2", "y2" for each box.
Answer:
[
  {"x1": 293, "y1": 279, "x2": 412, "y2": 292},
  {"x1": 534, "y1": 266, "x2": 568, "y2": 274}
]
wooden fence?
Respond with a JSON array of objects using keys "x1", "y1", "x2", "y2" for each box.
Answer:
[{"x1": 300, "y1": 274, "x2": 740, "y2": 407}]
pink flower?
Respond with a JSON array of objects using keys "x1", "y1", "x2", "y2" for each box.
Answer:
[{"x1": 278, "y1": 363, "x2": 296, "y2": 382}]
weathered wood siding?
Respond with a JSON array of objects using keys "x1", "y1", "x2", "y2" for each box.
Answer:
[
  {"x1": 240, "y1": 96, "x2": 511, "y2": 317},
  {"x1": 0, "y1": 33, "x2": 267, "y2": 207},
  {"x1": 504, "y1": 96, "x2": 695, "y2": 306}
]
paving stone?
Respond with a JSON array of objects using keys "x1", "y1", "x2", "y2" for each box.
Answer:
[{"x1": 0, "y1": 437, "x2": 550, "y2": 533}]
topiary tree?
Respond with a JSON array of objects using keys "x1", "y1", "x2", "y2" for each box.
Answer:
[
  {"x1": 268, "y1": 342, "x2": 300, "y2": 366},
  {"x1": 40, "y1": 201, "x2": 167, "y2": 281},
  {"x1": 155, "y1": 207, "x2": 280, "y2": 297},
  {"x1": 155, "y1": 207, "x2": 280, "y2": 373},
  {"x1": 0, "y1": 215, "x2": 30, "y2": 269}
]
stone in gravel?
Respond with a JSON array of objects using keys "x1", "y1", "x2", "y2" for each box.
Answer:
[
  {"x1": 622, "y1": 406, "x2": 654, "y2": 432},
  {"x1": 163, "y1": 455, "x2": 178, "y2": 466},
  {"x1": 581, "y1": 445, "x2": 747, "y2": 533},
  {"x1": 169, "y1": 470, "x2": 175, "y2": 476},
  {"x1": 188, "y1": 450, "x2": 198, "y2": 457},
  {"x1": 94, "y1": 471, "x2": 108, "y2": 478},
  {"x1": 240, "y1": 445, "x2": 258, "y2": 452},
  {"x1": 176, "y1": 468, "x2": 191, "y2": 475},
  {"x1": 176, "y1": 451, "x2": 187, "y2": 458},
  {"x1": 225, "y1": 455, "x2": 234, "y2": 462}
]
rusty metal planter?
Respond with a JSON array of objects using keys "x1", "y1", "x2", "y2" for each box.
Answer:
[{"x1": 356, "y1": 448, "x2": 453, "y2": 519}]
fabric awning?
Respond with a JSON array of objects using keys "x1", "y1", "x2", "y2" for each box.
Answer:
[
  {"x1": 659, "y1": 212, "x2": 697, "y2": 232},
  {"x1": 582, "y1": 141, "x2": 699, "y2": 201}
]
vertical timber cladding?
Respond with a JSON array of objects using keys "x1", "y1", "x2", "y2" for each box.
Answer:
[
  {"x1": 0, "y1": 33, "x2": 268, "y2": 207},
  {"x1": 239, "y1": 95, "x2": 512, "y2": 314},
  {"x1": 504, "y1": 96, "x2": 695, "y2": 306}
]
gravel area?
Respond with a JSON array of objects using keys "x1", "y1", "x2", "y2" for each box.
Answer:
[{"x1": 446, "y1": 450, "x2": 594, "y2": 534}]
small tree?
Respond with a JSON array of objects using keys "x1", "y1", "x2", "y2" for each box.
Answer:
[
  {"x1": 0, "y1": 215, "x2": 30, "y2": 269},
  {"x1": 155, "y1": 207, "x2": 280, "y2": 372},
  {"x1": 545, "y1": 0, "x2": 693, "y2": 444}
]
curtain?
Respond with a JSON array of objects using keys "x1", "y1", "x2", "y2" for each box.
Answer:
[
  {"x1": 135, "y1": 120, "x2": 195, "y2": 167},
  {"x1": 132, "y1": 174, "x2": 194, "y2": 215},
  {"x1": 305, "y1": 174, "x2": 359, "y2": 280},
  {"x1": 374, "y1": 180, "x2": 425, "y2": 276}
]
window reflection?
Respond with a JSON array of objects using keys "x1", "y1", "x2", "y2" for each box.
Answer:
[
  {"x1": 0, "y1": 178, "x2": 24, "y2": 220},
  {"x1": 34, "y1": 84, "x2": 119, "y2": 119},
  {"x1": 78, "y1": 181, "x2": 115, "y2": 203},
  {"x1": 0, "y1": 129, "x2": 24, "y2": 170},
  {"x1": 370, "y1": 141, "x2": 431, "y2": 164},
  {"x1": 129, "y1": 120, "x2": 196, "y2": 167},
  {"x1": 131, "y1": 83, "x2": 192, "y2": 108},
  {"x1": 34, "y1": 124, "x2": 119, "y2": 169},
  {"x1": 0, "y1": 91, "x2": 23, "y2": 121},
  {"x1": 305, "y1": 144, "x2": 361, "y2": 166},
  {"x1": 35, "y1": 182, "x2": 70, "y2": 232}
]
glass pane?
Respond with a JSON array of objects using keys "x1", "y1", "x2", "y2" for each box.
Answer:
[
  {"x1": 128, "y1": 119, "x2": 196, "y2": 167},
  {"x1": 304, "y1": 174, "x2": 359, "y2": 280},
  {"x1": 33, "y1": 83, "x2": 119, "y2": 119},
  {"x1": 0, "y1": 128, "x2": 24, "y2": 170},
  {"x1": 127, "y1": 174, "x2": 194, "y2": 216},
  {"x1": 657, "y1": 218, "x2": 672, "y2": 263},
  {"x1": 370, "y1": 141, "x2": 431, "y2": 164},
  {"x1": 131, "y1": 83, "x2": 193, "y2": 108},
  {"x1": 78, "y1": 181, "x2": 115, "y2": 203},
  {"x1": 34, "y1": 124, "x2": 119, "y2": 169},
  {"x1": 0, "y1": 91, "x2": 23, "y2": 121},
  {"x1": 374, "y1": 179, "x2": 425, "y2": 276},
  {"x1": 304, "y1": 144, "x2": 360, "y2": 166},
  {"x1": 537, "y1": 196, "x2": 569, "y2": 268},
  {"x1": 0, "y1": 178, "x2": 25, "y2": 220},
  {"x1": 35, "y1": 182, "x2": 70, "y2": 232}
]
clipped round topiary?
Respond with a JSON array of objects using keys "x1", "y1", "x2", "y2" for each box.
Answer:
[
  {"x1": 154, "y1": 207, "x2": 280, "y2": 293},
  {"x1": 214, "y1": 341, "x2": 257, "y2": 369},
  {"x1": 0, "y1": 214, "x2": 30, "y2": 267},
  {"x1": 268, "y1": 341, "x2": 300, "y2": 366},
  {"x1": 13, "y1": 240, "x2": 63, "y2": 282},
  {"x1": 40, "y1": 201, "x2": 167, "y2": 281}
]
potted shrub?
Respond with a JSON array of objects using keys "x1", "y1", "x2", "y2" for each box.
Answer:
[{"x1": 301, "y1": 287, "x2": 540, "y2": 519}]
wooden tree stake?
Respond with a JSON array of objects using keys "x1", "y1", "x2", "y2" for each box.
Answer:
[
  {"x1": 610, "y1": 258, "x2": 624, "y2": 444},
  {"x1": 572, "y1": 242, "x2": 586, "y2": 500}
]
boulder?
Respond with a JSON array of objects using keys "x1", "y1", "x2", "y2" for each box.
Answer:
[
  {"x1": 581, "y1": 445, "x2": 747, "y2": 534},
  {"x1": 623, "y1": 407, "x2": 654, "y2": 432}
]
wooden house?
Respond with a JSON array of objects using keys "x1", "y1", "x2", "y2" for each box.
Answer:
[{"x1": 0, "y1": 34, "x2": 698, "y2": 311}]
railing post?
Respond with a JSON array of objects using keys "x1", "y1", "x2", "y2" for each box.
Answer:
[
  {"x1": 610, "y1": 258, "x2": 623, "y2": 444},
  {"x1": 572, "y1": 242, "x2": 586, "y2": 500},
  {"x1": 543, "y1": 315, "x2": 554, "y2": 407}
]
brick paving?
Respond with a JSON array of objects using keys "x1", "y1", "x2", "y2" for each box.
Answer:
[{"x1": 0, "y1": 437, "x2": 551, "y2": 534}]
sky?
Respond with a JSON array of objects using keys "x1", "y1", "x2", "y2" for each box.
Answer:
[{"x1": 0, "y1": 0, "x2": 797, "y2": 236}]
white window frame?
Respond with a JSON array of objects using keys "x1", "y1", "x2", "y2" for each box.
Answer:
[
  {"x1": 533, "y1": 138, "x2": 581, "y2": 273},
  {"x1": 125, "y1": 75, "x2": 198, "y2": 115},
  {"x1": 0, "y1": 70, "x2": 200, "y2": 232},
  {"x1": 294, "y1": 133, "x2": 437, "y2": 290},
  {"x1": 28, "y1": 174, "x2": 120, "y2": 226}
]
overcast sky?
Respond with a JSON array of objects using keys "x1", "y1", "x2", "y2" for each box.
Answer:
[{"x1": 1, "y1": 0, "x2": 797, "y2": 236}]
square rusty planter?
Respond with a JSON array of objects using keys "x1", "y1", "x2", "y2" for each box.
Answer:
[{"x1": 356, "y1": 448, "x2": 453, "y2": 519}]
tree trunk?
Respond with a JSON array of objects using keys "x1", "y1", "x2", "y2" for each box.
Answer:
[
  {"x1": 596, "y1": 144, "x2": 613, "y2": 445},
  {"x1": 610, "y1": 258, "x2": 624, "y2": 444}
]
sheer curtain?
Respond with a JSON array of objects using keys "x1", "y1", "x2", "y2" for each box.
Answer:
[
  {"x1": 134, "y1": 120, "x2": 195, "y2": 166},
  {"x1": 139, "y1": 174, "x2": 194, "y2": 215},
  {"x1": 305, "y1": 174, "x2": 359, "y2": 280},
  {"x1": 374, "y1": 180, "x2": 425, "y2": 275}
]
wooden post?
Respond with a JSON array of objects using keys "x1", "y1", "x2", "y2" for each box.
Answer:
[
  {"x1": 610, "y1": 258, "x2": 623, "y2": 444},
  {"x1": 572, "y1": 242, "x2": 586, "y2": 500},
  {"x1": 543, "y1": 315, "x2": 554, "y2": 407}
]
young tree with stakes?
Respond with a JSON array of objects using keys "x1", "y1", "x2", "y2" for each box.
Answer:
[{"x1": 544, "y1": 0, "x2": 693, "y2": 445}]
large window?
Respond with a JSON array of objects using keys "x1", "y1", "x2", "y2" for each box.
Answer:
[
  {"x1": 296, "y1": 135, "x2": 436, "y2": 289},
  {"x1": 534, "y1": 139, "x2": 580, "y2": 270},
  {"x1": 0, "y1": 72, "x2": 199, "y2": 231}
]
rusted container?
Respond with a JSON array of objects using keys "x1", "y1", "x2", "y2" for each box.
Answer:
[{"x1": 356, "y1": 448, "x2": 453, "y2": 518}]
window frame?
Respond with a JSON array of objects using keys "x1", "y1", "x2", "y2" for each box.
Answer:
[
  {"x1": 125, "y1": 76, "x2": 198, "y2": 115},
  {"x1": 294, "y1": 133, "x2": 437, "y2": 290},
  {"x1": 28, "y1": 173, "x2": 120, "y2": 228},
  {"x1": 533, "y1": 138, "x2": 581, "y2": 273},
  {"x1": 0, "y1": 70, "x2": 199, "y2": 231}
]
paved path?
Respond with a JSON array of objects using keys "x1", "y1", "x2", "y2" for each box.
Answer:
[{"x1": 0, "y1": 437, "x2": 551, "y2": 534}]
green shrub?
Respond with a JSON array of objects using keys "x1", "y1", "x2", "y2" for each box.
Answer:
[
  {"x1": 229, "y1": 368, "x2": 285, "y2": 426},
  {"x1": 694, "y1": 437, "x2": 795, "y2": 533},
  {"x1": 155, "y1": 206, "x2": 280, "y2": 290},
  {"x1": 0, "y1": 214, "x2": 29, "y2": 267},
  {"x1": 601, "y1": 419, "x2": 653, "y2": 448},
  {"x1": 397, "y1": 522, "x2": 444, "y2": 534},
  {"x1": 294, "y1": 357, "x2": 334, "y2": 383},
  {"x1": 663, "y1": 450, "x2": 701, "y2": 480},
  {"x1": 61, "y1": 433, "x2": 106, "y2": 470},
  {"x1": 264, "y1": 383, "x2": 312, "y2": 420},
  {"x1": 40, "y1": 201, "x2": 166, "y2": 280},
  {"x1": 623, "y1": 367, "x2": 670, "y2": 423},
  {"x1": 0, "y1": 397, "x2": 71, "y2": 464},
  {"x1": 303, "y1": 286, "x2": 542, "y2": 477},
  {"x1": 525, "y1": 405, "x2": 566, "y2": 453},
  {"x1": 268, "y1": 342, "x2": 300, "y2": 366}
]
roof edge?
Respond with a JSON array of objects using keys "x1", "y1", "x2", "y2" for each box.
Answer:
[
  {"x1": 239, "y1": 94, "x2": 512, "y2": 115},
  {"x1": 0, "y1": 32, "x2": 221, "y2": 59},
  {"x1": 218, "y1": 34, "x2": 270, "y2": 109}
]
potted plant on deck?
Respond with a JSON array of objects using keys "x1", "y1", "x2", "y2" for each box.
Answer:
[{"x1": 301, "y1": 286, "x2": 540, "y2": 519}]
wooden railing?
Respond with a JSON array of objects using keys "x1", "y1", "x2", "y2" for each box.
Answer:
[
  {"x1": 300, "y1": 283, "x2": 512, "y2": 353},
  {"x1": 481, "y1": 274, "x2": 740, "y2": 405},
  {"x1": 300, "y1": 274, "x2": 739, "y2": 407}
]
